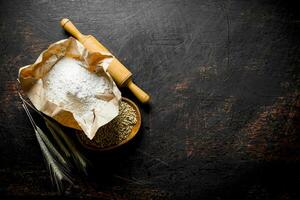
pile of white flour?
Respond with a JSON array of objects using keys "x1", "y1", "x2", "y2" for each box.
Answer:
[{"x1": 42, "y1": 57, "x2": 118, "y2": 139}]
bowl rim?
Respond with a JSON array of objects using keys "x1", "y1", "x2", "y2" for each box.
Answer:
[{"x1": 76, "y1": 97, "x2": 141, "y2": 151}]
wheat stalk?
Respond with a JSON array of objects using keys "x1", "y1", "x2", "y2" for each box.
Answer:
[
  {"x1": 22, "y1": 103, "x2": 73, "y2": 193},
  {"x1": 19, "y1": 90, "x2": 91, "y2": 193}
]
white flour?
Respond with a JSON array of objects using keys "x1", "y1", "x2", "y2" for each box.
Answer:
[
  {"x1": 43, "y1": 57, "x2": 116, "y2": 131},
  {"x1": 44, "y1": 57, "x2": 111, "y2": 108}
]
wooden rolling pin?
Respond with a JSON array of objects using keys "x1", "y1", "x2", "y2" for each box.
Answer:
[{"x1": 60, "y1": 18, "x2": 150, "y2": 103}]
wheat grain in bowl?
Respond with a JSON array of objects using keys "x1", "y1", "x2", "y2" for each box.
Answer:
[{"x1": 77, "y1": 97, "x2": 141, "y2": 151}]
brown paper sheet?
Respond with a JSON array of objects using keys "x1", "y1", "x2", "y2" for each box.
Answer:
[{"x1": 18, "y1": 37, "x2": 122, "y2": 139}]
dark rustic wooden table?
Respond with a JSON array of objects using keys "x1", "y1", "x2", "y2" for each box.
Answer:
[{"x1": 1, "y1": 0, "x2": 300, "y2": 199}]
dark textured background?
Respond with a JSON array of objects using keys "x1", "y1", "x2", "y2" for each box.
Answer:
[{"x1": 0, "y1": 0, "x2": 300, "y2": 199}]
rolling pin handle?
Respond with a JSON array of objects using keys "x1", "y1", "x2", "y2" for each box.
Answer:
[
  {"x1": 127, "y1": 81, "x2": 150, "y2": 104},
  {"x1": 60, "y1": 18, "x2": 85, "y2": 41}
]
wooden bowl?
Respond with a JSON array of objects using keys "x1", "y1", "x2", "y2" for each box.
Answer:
[{"x1": 76, "y1": 97, "x2": 141, "y2": 151}]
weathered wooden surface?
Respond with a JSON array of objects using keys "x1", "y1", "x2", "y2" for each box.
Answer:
[{"x1": 0, "y1": 0, "x2": 299, "y2": 199}]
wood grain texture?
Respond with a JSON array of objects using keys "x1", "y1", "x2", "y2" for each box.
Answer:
[{"x1": 0, "y1": 0, "x2": 300, "y2": 199}]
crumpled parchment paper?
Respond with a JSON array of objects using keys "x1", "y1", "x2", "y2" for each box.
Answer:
[{"x1": 18, "y1": 37, "x2": 121, "y2": 139}]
